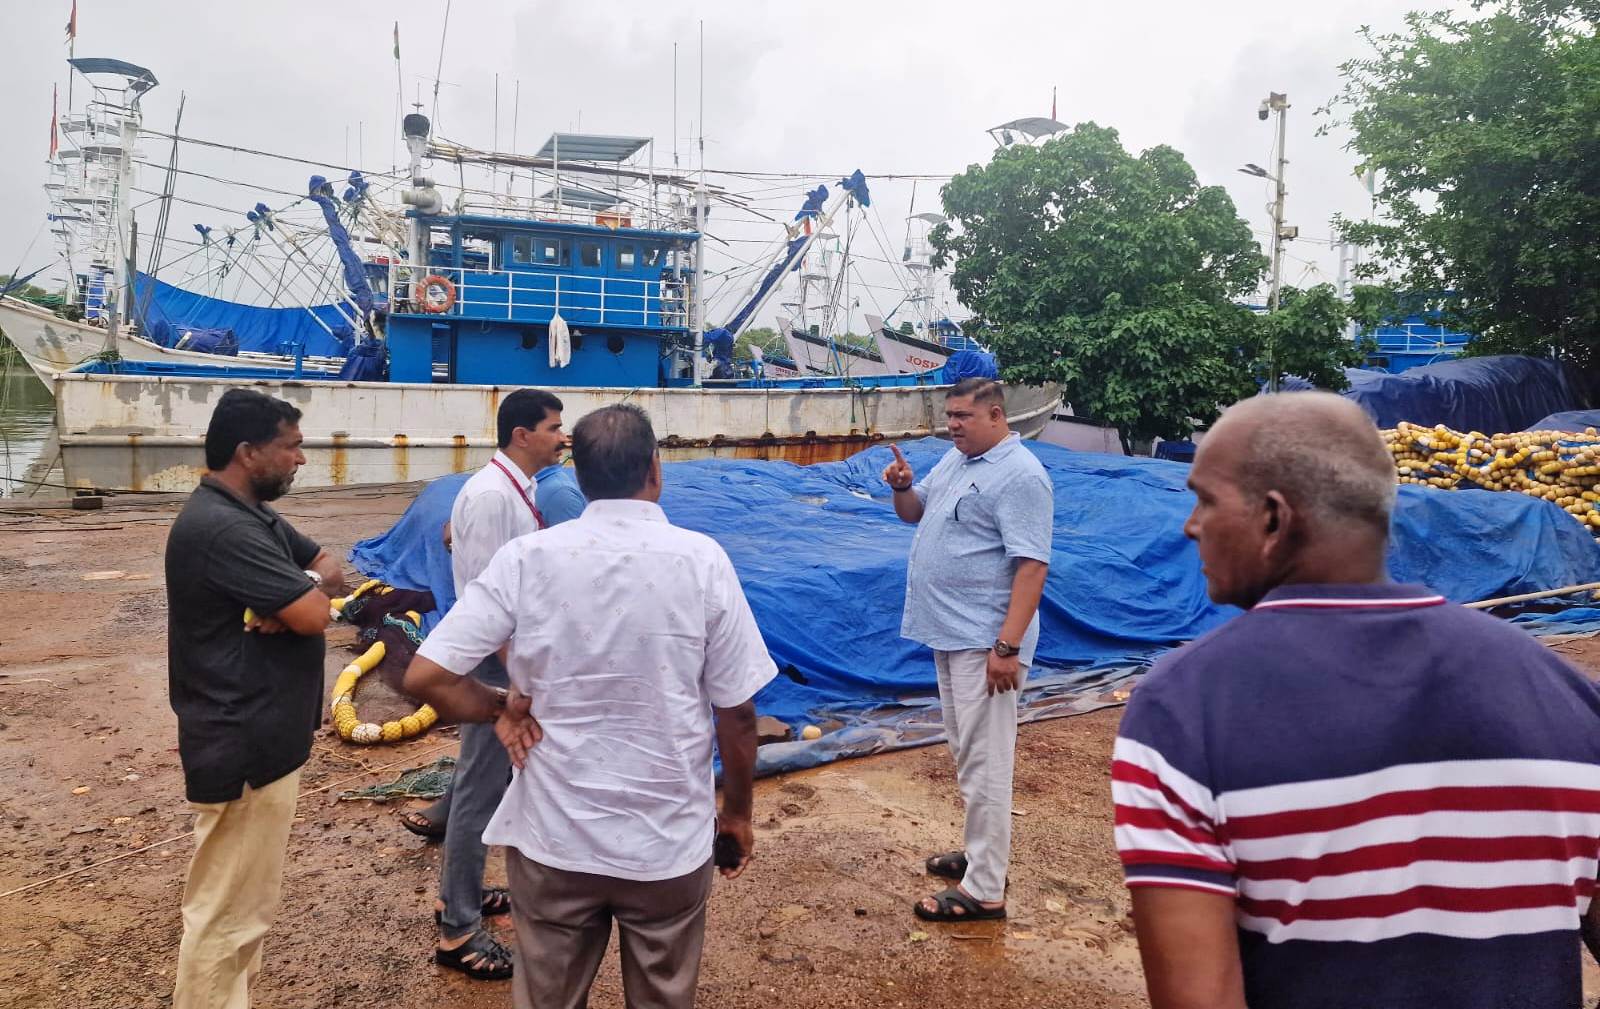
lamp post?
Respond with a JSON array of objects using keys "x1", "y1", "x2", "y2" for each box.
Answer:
[{"x1": 1240, "y1": 92, "x2": 1291, "y2": 391}]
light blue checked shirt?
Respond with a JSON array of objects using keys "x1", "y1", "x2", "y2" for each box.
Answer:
[{"x1": 900, "y1": 434, "x2": 1054, "y2": 664}]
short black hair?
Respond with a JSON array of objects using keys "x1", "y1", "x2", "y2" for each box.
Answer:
[
  {"x1": 947, "y1": 377, "x2": 1005, "y2": 410},
  {"x1": 497, "y1": 389, "x2": 564, "y2": 448},
  {"x1": 204, "y1": 389, "x2": 302, "y2": 471},
  {"x1": 570, "y1": 404, "x2": 657, "y2": 500}
]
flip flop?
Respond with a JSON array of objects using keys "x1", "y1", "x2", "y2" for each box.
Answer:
[
  {"x1": 434, "y1": 929, "x2": 514, "y2": 981},
  {"x1": 914, "y1": 887, "x2": 1006, "y2": 922},
  {"x1": 400, "y1": 804, "x2": 448, "y2": 840},
  {"x1": 925, "y1": 850, "x2": 967, "y2": 881}
]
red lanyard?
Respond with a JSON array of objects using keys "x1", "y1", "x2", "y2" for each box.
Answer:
[{"x1": 489, "y1": 458, "x2": 547, "y2": 529}]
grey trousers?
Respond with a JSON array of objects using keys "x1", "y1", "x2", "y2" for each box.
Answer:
[
  {"x1": 506, "y1": 849, "x2": 715, "y2": 1009},
  {"x1": 935, "y1": 648, "x2": 1026, "y2": 904},
  {"x1": 437, "y1": 654, "x2": 511, "y2": 940}
]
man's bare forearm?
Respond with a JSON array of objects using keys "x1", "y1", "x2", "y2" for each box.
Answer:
[
  {"x1": 998, "y1": 559, "x2": 1049, "y2": 644},
  {"x1": 713, "y1": 700, "x2": 758, "y2": 817},
  {"x1": 402, "y1": 655, "x2": 505, "y2": 724},
  {"x1": 892, "y1": 487, "x2": 924, "y2": 524}
]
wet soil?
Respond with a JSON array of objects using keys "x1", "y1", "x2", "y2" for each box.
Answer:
[{"x1": 2, "y1": 487, "x2": 1598, "y2": 1008}]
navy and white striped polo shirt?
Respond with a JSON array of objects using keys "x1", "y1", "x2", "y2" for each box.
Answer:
[{"x1": 1113, "y1": 582, "x2": 1600, "y2": 1009}]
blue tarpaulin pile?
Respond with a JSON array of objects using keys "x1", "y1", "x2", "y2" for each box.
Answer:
[
  {"x1": 349, "y1": 439, "x2": 1600, "y2": 771},
  {"x1": 132, "y1": 272, "x2": 355, "y2": 358},
  {"x1": 1343, "y1": 355, "x2": 1586, "y2": 433}
]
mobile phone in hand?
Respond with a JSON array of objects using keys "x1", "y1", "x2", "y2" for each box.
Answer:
[{"x1": 713, "y1": 830, "x2": 743, "y2": 869}]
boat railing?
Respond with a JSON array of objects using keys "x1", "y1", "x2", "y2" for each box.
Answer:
[
  {"x1": 390, "y1": 263, "x2": 691, "y2": 330},
  {"x1": 1368, "y1": 322, "x2": 1472, "y2": 355}
]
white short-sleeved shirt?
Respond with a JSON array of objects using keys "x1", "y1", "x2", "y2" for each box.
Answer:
[{"x1": 417, "y1": 497, "x2": 778, "y2": 881}]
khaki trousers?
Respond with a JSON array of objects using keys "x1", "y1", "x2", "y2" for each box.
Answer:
[
  {"x1": 506, "y1": 848, "x2": 715, "y2": 1009},
  {"x1": 173, "y1": 767, "x2": 301, "y2": 1009}
]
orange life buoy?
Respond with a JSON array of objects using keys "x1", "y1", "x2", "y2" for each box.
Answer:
[{"x1": 414, "y1": 275, "x2": 456, "y2": 313}]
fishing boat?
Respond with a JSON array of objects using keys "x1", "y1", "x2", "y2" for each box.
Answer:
[{"x1": 9, "y1": 59, "x2": 1060, "y2": 491}]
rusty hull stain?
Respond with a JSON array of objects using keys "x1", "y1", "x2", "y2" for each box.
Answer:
[
  {"x1": 329, "y1": 433, "x2": 349, "y2": 486},
  {"x1": 392, "y1": 434, "x2": 410, "y2": 484},
  {"x1": 451, "y1": 434, "x2": 469, "y2": 474}
]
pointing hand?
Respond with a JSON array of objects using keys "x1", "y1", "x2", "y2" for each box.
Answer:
[{"x1": 882, "y1": 444, "x2": 914, "y2": 492}]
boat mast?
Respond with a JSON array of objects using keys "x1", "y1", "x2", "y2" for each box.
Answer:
[{"x1": 691, "y1": 20, "x2": 707, "y2": 386}]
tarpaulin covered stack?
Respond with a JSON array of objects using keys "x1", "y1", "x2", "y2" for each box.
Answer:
[{"x1": 351, "y1": 439, "x2": 1600, "y2": 771}]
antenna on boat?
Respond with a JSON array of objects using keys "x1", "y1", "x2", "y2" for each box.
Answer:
[
  {"x1": 691, "y1": 21, "x2": 707, "y2": 385},
  {"x1": 431, "y1": 0, "x2": 452, "y2": 131}
]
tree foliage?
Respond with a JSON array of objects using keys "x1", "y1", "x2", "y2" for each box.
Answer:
[
  {"x1": 933, "y1": 124, "x2": 1363, "y2": 447},
  {"x1": 1328, "y1": 1, "x2": 1600, "y2": 370}
]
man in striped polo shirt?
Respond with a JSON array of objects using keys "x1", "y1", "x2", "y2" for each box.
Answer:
[{"x1": 1114, "y1": 391, "x2": 1600, "y2": 1009}]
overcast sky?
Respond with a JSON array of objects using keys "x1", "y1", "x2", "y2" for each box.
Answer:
[{"x1": 0, "y1": 0, "x2": 1464, "y2": 334}]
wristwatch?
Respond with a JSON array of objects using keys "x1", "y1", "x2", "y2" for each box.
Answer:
[
  {"x1": 493, "y1": 686, "x2": 510, "y2": 710},
  {"x1": 304, "y1": 569, "x2": 324, "y2": 588},
  {"x1": 992, "y1": 638, "x2": 1019, "y2": 658}
]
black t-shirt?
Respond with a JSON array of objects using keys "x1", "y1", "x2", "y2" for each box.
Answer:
[{"x1": 165, "y1": 477, "x2": 325, "y2": 803}]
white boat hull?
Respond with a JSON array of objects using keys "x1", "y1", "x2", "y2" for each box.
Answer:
[
  {"x1": 0, "y1": 297, "x2": 340, "y2": 386},
  {"x1": 865, "y1": 314, "x2": 954, "y2": 375},
  {"x1": 51, "y1": 372, "x2": 1062, "y2": 491}
]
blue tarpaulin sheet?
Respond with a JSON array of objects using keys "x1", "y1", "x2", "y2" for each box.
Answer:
[
  {"x1": 1527, "y1": 411, "x2": 1600, "y2": 432},
  {"x1": 1343, "y1": 355, "x2": 1585, "y2": 433},
  {"x1": 131, "y1": 272, "x2": 354, "y2": 358},
  {"x1": 349, "y1": 440, "x2": 1600, "y2": 770}
]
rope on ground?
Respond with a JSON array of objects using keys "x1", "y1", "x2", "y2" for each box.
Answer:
[{"x1": 0, "y1": 739, "x2": 458, "y2": 900}]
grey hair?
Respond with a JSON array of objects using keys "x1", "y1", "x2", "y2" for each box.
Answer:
[{"x1": 1227, "y1": 392, "x2": 1397, "y2": 535}]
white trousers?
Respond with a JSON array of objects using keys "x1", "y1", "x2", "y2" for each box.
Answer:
[{"x1": 934, "y1": 648, "x2": 1024, "y2": 904}]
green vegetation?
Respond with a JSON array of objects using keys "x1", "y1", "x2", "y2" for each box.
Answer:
[{"x1": 1329, "y1": 1, "x2": 1600, "y2": 370}]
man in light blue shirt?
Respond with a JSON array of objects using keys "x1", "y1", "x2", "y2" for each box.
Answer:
[
  {"x1": 534, "y1": 463, "x2": 586, "y2": 525},
  {"x1": 883, "y1": 378, "x2": 1053, "y2": 923}
]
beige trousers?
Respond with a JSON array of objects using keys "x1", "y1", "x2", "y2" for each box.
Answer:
[{"x1": 173, "y1": 767, "x2": 302, "y2": 1009}]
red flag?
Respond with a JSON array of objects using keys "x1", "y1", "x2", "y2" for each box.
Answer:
[
  {"x1": 49, "y1": 84, "x2": 58, "y2": 159},
  {"x1": 65, "y1": 0, "x2": 77, "y2": 39}
]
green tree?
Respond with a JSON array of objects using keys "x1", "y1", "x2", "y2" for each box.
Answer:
[
  {"x1": 1327, "y1": 1, "x2": 1600, "y2": 371},
  {"x1": 932, "y1": 124, "x2": 1276, "y2": 449},
  {"x1": 735, "y1": 326, "x2": 782, "y2": 360},
  {"x1": 1263, "y1": 284, "x2": 1376, "y2": 390}
]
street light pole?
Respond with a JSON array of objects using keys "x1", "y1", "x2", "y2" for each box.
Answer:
[{"x1": 1257, "y1": 92, "x2": 1290, "y2": 391}]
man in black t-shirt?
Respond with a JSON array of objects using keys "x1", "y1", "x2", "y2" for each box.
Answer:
[{"x1": 166, "y1": 388, "x2": 345, "y2": 1009}]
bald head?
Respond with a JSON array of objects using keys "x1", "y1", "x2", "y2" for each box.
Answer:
[
  {"x1": 1210, "y1": 391, "x2": 1397, "y2": 535},
  {"x1": 1185, "y1": 392, "x2": 1396, "y2": 607}
]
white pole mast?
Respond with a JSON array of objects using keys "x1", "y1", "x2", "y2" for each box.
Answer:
[{"x1": 691, "y1": 20, "x2": 707, "y2": 385}]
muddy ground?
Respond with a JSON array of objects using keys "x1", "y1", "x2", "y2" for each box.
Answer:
[{"x1": 2, "y1": 486, "x2": 1598, "y2": 1008}]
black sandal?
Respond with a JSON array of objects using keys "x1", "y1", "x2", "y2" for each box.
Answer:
[
  {"x1": 434, "y1": 888, "x2": 513, "y2": 927},
  {"x1": 434, "y1": 929, "x2": 514, "y2": 980},
  {"x1": 925, "y1": 851, "x2": 967, "y2": 881},
  {"x1": 400, "y1": 803, "x2": 448, "y2": 841},
  {"x1": 914, "y1": 887, "x2": 1006, "y2": 922}
]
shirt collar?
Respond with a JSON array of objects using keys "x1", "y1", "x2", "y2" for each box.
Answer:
[
  {"x1": 198, "y1": 475, "x2": 280, "y2": 526},
  {"x1": 582, "y1": 498, "x2": 668, "y2": 523},
  {"x1": 1254, "y1": 582, "x2": 1447, "y2": 611},
  {"x1": 492, "y1": 451, "x2": 535, "y2": 492},
  {"x1": 964, "y1": 431, "x2": 1021, "y2": 464}
]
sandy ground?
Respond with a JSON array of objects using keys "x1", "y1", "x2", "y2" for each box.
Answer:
[{"x1": 2, "y1": 486, "x2": 1597, "y2": 1008}]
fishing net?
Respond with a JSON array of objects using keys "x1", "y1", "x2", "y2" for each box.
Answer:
[{"x1": 337, "y1": 756, "x2": 456, "y2": 803}]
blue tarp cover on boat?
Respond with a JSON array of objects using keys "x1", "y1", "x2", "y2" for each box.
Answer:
[
  {"x1": 939, "y1": 349, "x2": 999, "y2": 384},
  {"x1": 350, "y1": 440, "x2": 1600, "y2": 771},
  {"x1": 1343, "y1": 355, "x2": 1585, "y2": 433},
  {"x1": 132, "y1": 272, "x2": 355, "y2": 358}
]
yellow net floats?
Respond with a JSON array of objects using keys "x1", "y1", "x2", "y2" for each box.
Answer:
[{"x1": 1384, "y1": 421, "x2": 1600, "y2": 535}]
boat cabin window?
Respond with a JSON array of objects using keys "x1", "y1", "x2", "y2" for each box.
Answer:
[
  {"x1": 641, "y1": 246, "x2": 663, "y2": 268},
  {"x1": 510, "y1": 236, "x2": 534, "y2": 265},
  {"x1": 533, "y1": 237, "x2": 569, "y2": 267},
  {"x1": 615, "y1": 244, "x2": 637, "y2": 271},
  {"x1": 579, "y1": 242, "x2": 602, "y2": 269}
]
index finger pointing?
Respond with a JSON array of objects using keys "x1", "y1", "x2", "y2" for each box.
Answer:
[{"x1": 890, "y1": 444, "x2": 907, "y2": 464}]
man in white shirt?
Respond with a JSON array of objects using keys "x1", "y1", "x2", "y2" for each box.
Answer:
[
  {"x1": 419, "y1": 388, "x2": 566, "y2": 981},
  {"x1": 404, "y1": 403, "x2": 774, "y2": 1009}
]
